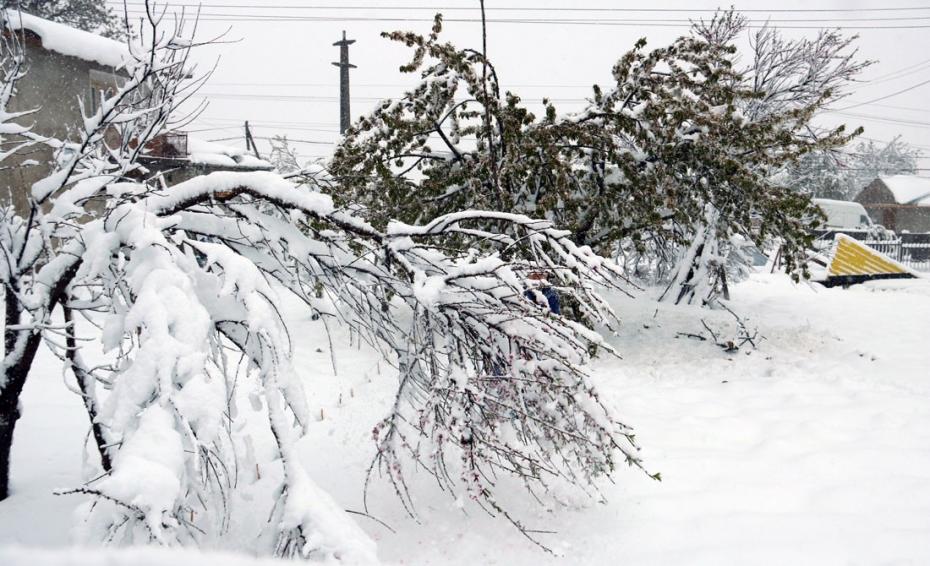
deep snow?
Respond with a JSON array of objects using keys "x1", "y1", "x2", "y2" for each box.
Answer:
[{"x1": 2, "y1": 273, "x2": 929, "y2": 565}]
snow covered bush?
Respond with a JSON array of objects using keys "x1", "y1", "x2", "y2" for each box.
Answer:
[{"x1": 1, "y1": 4, "x2": 649, "y2": 560}]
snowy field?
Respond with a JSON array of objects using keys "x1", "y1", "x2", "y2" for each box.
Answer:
[{"x1": 2, "y1": 272, "x2": 929, "y2": 565}]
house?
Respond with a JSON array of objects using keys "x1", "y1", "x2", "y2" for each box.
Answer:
[
  {"x1": 141, "y1": 133, "x2": 273, "y2": 186},
  {"x1": 0, "y1": 10, "x2": 130, "y2": 214},
  {"x1": 0, "y1": 10, "x2": 271, "y2": 215},
  {"x1": 854, "y1": 175, "x2": 930, "y2": 233}
]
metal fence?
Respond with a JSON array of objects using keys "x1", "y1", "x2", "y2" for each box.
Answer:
[
  {"x1": 869, "y1": 240, "x2": 930, "y2": 273},
  {"x1": 812, "y1": 230, "x2": 930, "y2": 272}
]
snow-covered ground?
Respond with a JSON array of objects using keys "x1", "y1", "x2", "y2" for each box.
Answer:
[{"x1": 2, "y1": 273, "x2": 930, "y2": 565}]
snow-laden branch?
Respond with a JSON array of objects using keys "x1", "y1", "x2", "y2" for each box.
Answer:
[{"x1": 3, "y1": 4, "x2": 651, "y2": 560}]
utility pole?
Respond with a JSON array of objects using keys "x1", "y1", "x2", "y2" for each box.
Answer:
[
  {"x1": 244, "y1": 120, "x2": 261, "y2": 159},
  {"x1": 332, "y1": 30, "x2": 356, "y2": 135}
]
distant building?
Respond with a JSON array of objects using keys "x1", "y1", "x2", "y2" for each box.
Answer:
[
  {"x1": 0, "y1": 11, "x2": 270, "y2": 215},
  {"x1": 854, "y1": 175, "x2": 930, "y2": 233},
  {"x1": 140, "y1": 133, "x2": 273, "y2": 187},
  {"x1": 0, "y1": 10, "x2": 130, "y2": 214}
]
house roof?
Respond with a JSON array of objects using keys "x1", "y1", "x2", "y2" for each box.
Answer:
[
  {"x1": 879, "y1": 175, "x2": 930, "y2": 206},
  {"x1": 187, "y1": 137, "x2": 273, "y2": 171},
  {"x1": 3, "y1": 10, "x2": 130, "y2": 68}
]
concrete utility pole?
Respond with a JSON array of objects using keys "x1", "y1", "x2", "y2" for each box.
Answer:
[{"x1": 332, "y1": 30, "x2": 356, "y2": 135}]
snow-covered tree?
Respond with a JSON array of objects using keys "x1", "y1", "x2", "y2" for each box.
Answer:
[
  {"x1": 742, "y1": 22, "x2": 870, "y2": 123},
  {"x1": 643, "y1": 13, "x2": 867, "y2": 304},
  {"x1": 331, "y1": 12, "x2": 867, "y2": 307},
  {"x1": 780, "y1": 137, "x2": 921, "y2": 200},
  {"x1": 0, "y1": 5, "x2": 35, "y2": 502},
  {"x1": 1, "y1": 4, "x2": 648, "y2": 559},
  {"x1": 330, "y1": 15, "x2": 534, "y2": 231},
  {"x1": 1, "y1": 0, "x2": 201, "y2": 499},
  {"x1": 268, "y1": 134, "x2": 302, "y2": 175},
  {"x1": 845, "y1": 137, "x2": 922, "y2": 197},
  {"x1": 779, "y1": 150, "x2": 851, "y2": 200},
  {"x1": 5, "y1": 0, "x2": 123, "y2": 38}
]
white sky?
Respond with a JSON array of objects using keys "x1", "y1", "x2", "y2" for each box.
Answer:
[{"x1": 112, "y1": 1, "x2": 930, "y2": 173}]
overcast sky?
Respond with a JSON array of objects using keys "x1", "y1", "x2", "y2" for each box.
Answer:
[{"x1": 111, "y1": 1, "x2": 930, "y2": 174}]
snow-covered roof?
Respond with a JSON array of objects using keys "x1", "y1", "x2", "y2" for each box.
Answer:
[
  {"x1": 812, "y1": 198, "x2": 867, "y2": 211},
  {"x1": 879, "y1": 175, "x2": 930, "y2": 206},
  {"x1": 187, "y1": 137, "x2": 273, "y2": 171},
  {"x1": 3, "y1": 9, "x2": 130, "y2": 68}
]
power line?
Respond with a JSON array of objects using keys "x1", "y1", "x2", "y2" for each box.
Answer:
[
  {"x1": 184, "y1": 126, "x2": 243, "y2": 133},
  {"x1": 859, "y1": 136, "x2": 930, "y2": 150},
  {"x1": 204, "y1": 78, "x2": 930, "y2": 98},
  {"x1": 207, "y1": 135, "x2": 333, "y2": 145},
  {"x1": 112, "y1": 9, "x2": 930, "y2": 29},
  {"x1": 193, "y1": 90, "x2": 930, "y2": 121},
  {"x1": 865, "y1": 57, "x2": 930, "y2": 84},
  {"x1": 194, "y1": 92, "x2": 595, "y2": 103},
  {"x1": 856, "y1": 102, "x2": 929, "y2": 113},
  {"x1": 199, "y1": 116, "x2": 340, "y2": 128},
  {"x1": 114, "y1": 8, "x2": 930, "y2": 22},
  {"x1": 200, "y1": 80, "x2": 928, "y2": 113},
  {"x1": 247, "y1": 124, "x2": 342, "y2": 134},
  {"x1": 108, "y1": 2, "x2": 930, "y2": 13},
  {"x1": 206, "y1": 81, "x2": 599, "y2": 89},
  {"x1": 829, "y1": 111, "x2": 930, "y2": 128},
  {"x1": 834, "y1": 77, "x2": 930, "y2": 110},
  {"x1": 256, "y1": 136, "x2": 335, "y2": 145}
]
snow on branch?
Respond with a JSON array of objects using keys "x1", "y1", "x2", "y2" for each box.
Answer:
[
  {"x1": 104, "y1": 167, "x2": 646, "y2": 551},
  {"x1": 2, "y1": 5, "x2": 651, "y2": 560}
]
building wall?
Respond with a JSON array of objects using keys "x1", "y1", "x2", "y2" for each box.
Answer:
[
  {"x1": 855, "y1": 179, "x2": 891, "y2": 229},
  {"x1": 854, "y1": 179, "x2": 894, "y2": 206},
  {"x1": 854, "y1": 179, "x2": 930, "y2": 233},
  {"x1": 0, "y1": 34, "x2": 121, "y2": 214},
  {"x1": 856, "y1": 205, "x2": 930, "y2": 233},
  {"x1": 895, "y1": 206, "x2": 930, "y2": 233}
]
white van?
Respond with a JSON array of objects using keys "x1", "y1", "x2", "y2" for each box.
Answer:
[{"x1": 812, "y1": 198, "x2": 874, "y2": 230}]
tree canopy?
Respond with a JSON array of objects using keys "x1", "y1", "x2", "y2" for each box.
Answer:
[{"x1": 330, "y1": 12, "x2": 868, "y2": 304}]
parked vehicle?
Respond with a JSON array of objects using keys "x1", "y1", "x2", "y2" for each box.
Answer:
[
  {"x1": 811, "y1": 198, "x2": 895, "y2": 241},
  {"x1": 813, "y1": 198, "x2": 874, "y2": 230}
]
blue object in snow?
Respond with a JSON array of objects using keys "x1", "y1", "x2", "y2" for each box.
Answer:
[{"x1": 524, "y1": 286, "x2": 561, "y2": 314}]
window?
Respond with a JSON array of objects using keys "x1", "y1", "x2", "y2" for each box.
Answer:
[{"x1": 88, "y1": 69, "x2": 123, "y2": 114}]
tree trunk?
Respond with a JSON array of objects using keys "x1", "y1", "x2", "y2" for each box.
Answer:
[
  {"x1": 659, "y1": 207, "x2": 722, "y2": 306},
  {"x1": 1, "y1": 290, "x2": 42, "y2": 501},
  {"x1": 1, "y1": 264, "x2": 77, "y2": 500},
  {"x1": 0, "y1": 402, "x2": 18, "y2": 501},
  {"x1": 1, "y1": 287, "x2": 39, "y2": 501}
]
